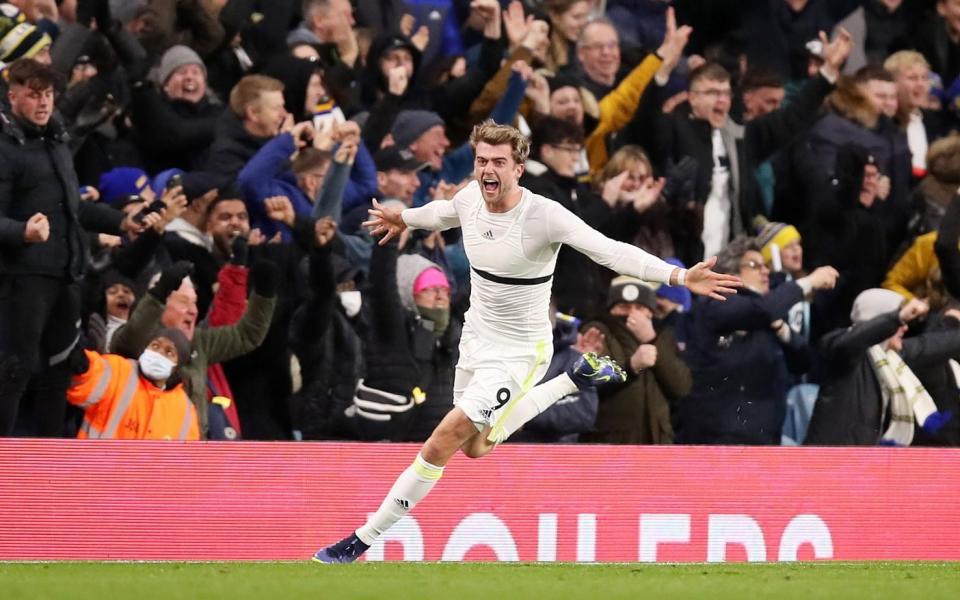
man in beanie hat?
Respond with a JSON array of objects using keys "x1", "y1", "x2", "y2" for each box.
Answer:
[
  {"x1": 390, "y1": 110, "x2": 448, "y2": 170},
  {"x1": 157, "y1": 45, "x2": 208, "y2": 105},
  {"x1": 0, "y1": 22, "x2": 51, "y2": 65},
  {"x1": 578, "y1": 275, "x2": 692, "y2": 444},
  {"x1": 806, "y1": 289, "x2": 958, "y2": 446},
  {"x1": 65, "y1": 327, "x2": 200, "y2": 440},
  {"x1": 390, "y1": 109, "x2": 464, "y2": 208},
  {"x1": 756, "y1": 219, "x2": 803, "y2": 275},
  {"x1": 755, "y1": 218, "x2": 813, "y2": 346},
  {"x1": 128, "y1": 46, "x2": 222, "y2": 173}
]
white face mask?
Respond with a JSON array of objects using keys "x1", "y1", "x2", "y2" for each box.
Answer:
[
  {"x1": 138, "y1": 349, "x2": 175, "y2": 381},
  {"x1": 338, "y1": 290, "x2": 362, "y2": 318}
]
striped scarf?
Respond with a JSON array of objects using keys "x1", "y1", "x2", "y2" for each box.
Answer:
[{"x1": 867, "y1": 345, "x2": 937, "y2": 446}]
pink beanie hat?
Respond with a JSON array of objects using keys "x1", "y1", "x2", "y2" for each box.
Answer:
[{"x1": 413, "y1": 267, "x2": 450, "y2": 295}]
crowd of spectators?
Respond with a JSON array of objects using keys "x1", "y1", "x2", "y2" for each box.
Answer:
[{"x1": 1, "y1": 0, "x2": 960, "y2": 447}]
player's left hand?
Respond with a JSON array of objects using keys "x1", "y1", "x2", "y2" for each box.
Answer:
[{"x1": 684, "y1": 256, "x2": 741, "y2": 300}]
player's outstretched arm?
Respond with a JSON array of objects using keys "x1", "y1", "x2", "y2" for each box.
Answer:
[
  {"x1": 364, "y1": 189, "x2": 464, "y2": 246},
  {"x1": 680, "y1": 256, "x2": 742, "y2": 301},
  {"x1": 363, "y1": 199, "x2": 408, "y2": 246}
]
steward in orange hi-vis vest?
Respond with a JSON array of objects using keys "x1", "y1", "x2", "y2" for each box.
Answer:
[{"x1": 66, "y1": 329, "x2": 199, "y2": 440}]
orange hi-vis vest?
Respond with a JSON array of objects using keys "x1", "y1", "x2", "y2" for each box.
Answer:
[{"x1": 67, "y1": 350, "x2": 200, "y2": 440}]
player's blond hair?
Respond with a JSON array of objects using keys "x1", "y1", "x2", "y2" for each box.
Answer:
[
  {"x1": 883, "y1": 50, "x2": 930, "y2": 77},
  {"x1": 469, "y1": 120, "x2": 530, "y2": 165}
]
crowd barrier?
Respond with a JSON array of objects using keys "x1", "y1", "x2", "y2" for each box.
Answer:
[{"x1": 1, "y1": 440, "x2": 958, "y2": 562}]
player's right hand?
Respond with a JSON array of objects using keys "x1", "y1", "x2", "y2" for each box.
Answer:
[{"x1": 363, "y1": 198, "x2": 407, "y2": 246}]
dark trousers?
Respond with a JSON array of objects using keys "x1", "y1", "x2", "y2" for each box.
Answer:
[{"x1": 0, "y1": 274, "x2": 80, "y2": 436}]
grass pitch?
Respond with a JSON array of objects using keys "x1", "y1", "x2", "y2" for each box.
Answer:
[{"x1": 1, "y1": 561, "x2": 958, "y2": 599}]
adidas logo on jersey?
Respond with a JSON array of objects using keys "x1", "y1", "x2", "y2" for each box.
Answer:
[
  {"x1": 481, "y1": 230, "x2": 494, "y2": 240},
  {"x1": 394, "y1": 497, "x2": 410, "y2": 509}
]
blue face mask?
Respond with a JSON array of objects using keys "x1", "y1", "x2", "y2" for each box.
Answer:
[{"x1": 138, "y1": 349, "x2": 175, "y2": 381}]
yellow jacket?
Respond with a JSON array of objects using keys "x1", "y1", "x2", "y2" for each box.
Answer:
[
  {"x1": 882, "y1": 232, "x2": 939, "y2": 301},
  {"x1": 586, "y1": 53, "x2": 663, "y2": 175}
]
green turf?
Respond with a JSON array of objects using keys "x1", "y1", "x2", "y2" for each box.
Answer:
[{"x1": 1, "y1": 562, "x2": 958, "y2": 600}]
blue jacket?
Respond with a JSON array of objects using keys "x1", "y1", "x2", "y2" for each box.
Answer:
[{"x1": 238, "y1": 134, "x2": 378, "y2": 240}]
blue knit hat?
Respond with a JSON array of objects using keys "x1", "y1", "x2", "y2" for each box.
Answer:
[
  {"x1": 98, "y1": 167, "x2": 150, "y2": 206},
  {"x1": 391, "y1": 110, "x2": 445, "y2": 149},
  {"x1": 655, "y1": 257, "x2": 692, "y2": 312}
]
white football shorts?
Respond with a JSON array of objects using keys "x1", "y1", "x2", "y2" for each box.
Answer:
[{"x1": 452, "y1": 328, "x2": 552, "y2": 430}]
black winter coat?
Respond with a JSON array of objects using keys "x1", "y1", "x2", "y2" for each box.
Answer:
[
  {"x1": 290, "y1": 244, "x2": 363, "y2": 440},
  {"x1": 129, "y1": 85, "x2": 221, "y2": 173},
  {"x1": 680, "y1": 282, "x2": 804, "y2": 444},
  {"x1": 205, "y1": 111, "x2": 272, "y2": 178},
  {"x1": 363, "y1": 239, "x2": 458, "y2": 442},
  {"x1": 623, "y1": 72, "x2": 833, "y2": 266},
  {"x1": 804, "y1": 144, "x2": 889, "y2": 343},
  {"x1": 0, "y1": 111, "x2": 124, "y2": 281},
  {"x1": 806, "y1": 311, "x2": 960, "y2": 445},
  {"x1": 740, "y1": 0, "x2": 862, "y2": 80}
]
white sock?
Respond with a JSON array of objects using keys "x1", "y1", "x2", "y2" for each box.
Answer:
[
  {"x1": 490, "y1": 373, "x2": 578, "y2": 442},
  {"x1": 355, "y1": 453, "x2": 443, "y2": 545}
]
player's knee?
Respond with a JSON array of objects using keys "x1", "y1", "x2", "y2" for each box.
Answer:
[
  {"x1": 460, "y1": 445, "x2": 484, "y2": 459},
  {"x1": 460, "y1": 439, "x2": 494, "y2": 459}
]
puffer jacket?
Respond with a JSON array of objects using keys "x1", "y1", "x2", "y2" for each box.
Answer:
[{"x1": 0, "y1": 110, "x2": 124, "y2": 281}]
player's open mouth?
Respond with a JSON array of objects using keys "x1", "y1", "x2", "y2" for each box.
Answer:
[{"x1": 482, "y1": 177, "x2": 499, "y2": 193}]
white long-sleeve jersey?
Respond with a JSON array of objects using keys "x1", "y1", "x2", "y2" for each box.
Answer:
[{"x1": 402, "y1": 181, "x2": 676, "y2": 345}]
